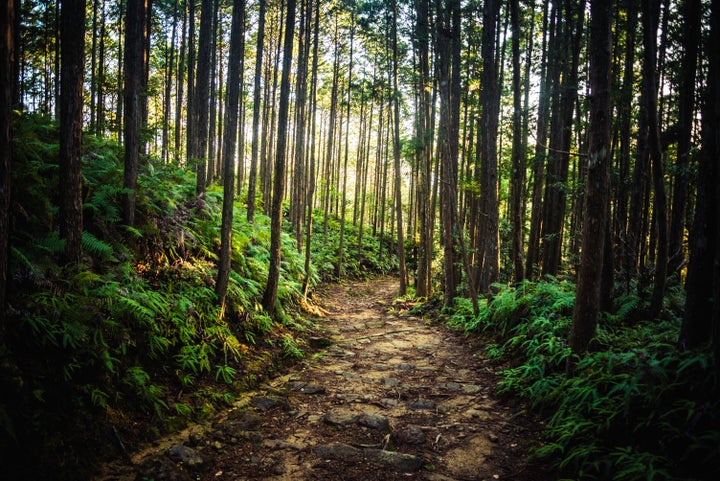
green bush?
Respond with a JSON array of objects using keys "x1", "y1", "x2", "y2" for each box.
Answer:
[{"x1": 446, "y1": 278, "x2": 720, "y2": 481}]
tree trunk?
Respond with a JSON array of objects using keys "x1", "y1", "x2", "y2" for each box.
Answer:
[
  {"x1": 162, "y1": 0, "x2": 178, "y2": 164},
  {"x1": 415, "y1": 0, "x2": 432, "y2": 297},
  {"x1": 186, "y1": 0, "x2": 196, "y2": 166},
  {"x1": 247, "y1": 0, "x2": 266, "y2": 222},
  {"x1": 569, "y1": 0, "x2": 612, "y2": 356},
  {"x1": 262, "y1": 7, "x2": 284, "y2": 216},
  {"x1": 58, "y1": 0, "x2": 86, "y2": 264},
  {"x1": 436, "y1": 0, "x2": 460, "y2": 306},
  {"x1": 174, "y1": 0, "x2": 187, "y2": 157},
  {"x1": 681, "y1": 0, "x2": 719, "y2": 353},
  {"x1": 668, "y1": 0, "x2": 701, "y2": 272},
  {"x1": 262, "y1": 0, "x2": 296, "y2": 314},
  {"x1": 0, "y1": 0, "x2": 14, "y2": 319},
  {"x1": 194, "y1": 0, "x2": 214, "y2": 201},
  {"x1": 509, "y1": 0, "x2": 524, "y2": 283},
  {"x1": 526, "y1": 1, "x2": 553, "y2": 279},
  {"x1": 390, "y1": 0, "x2": 407, "y2": 294},
  {"x1": 216, "y1": 0, "x2": 244, "y2": 305},
  {"x1": 122, "y1": 0, "x2": 147, "y2": 228},
  {"x1": 642, "y1": 0, "x2": 668, "y2": 320},
  {"x1": 615, "y1": 0, "x2": 638, "y2": 288},
  {"x1": 336, "y1": 9, "x2": 354, "y2": 278},
  {"x1": 541, "y1": 0, "x2": 585, "y2": 277},
  {"x1": 291, "y1": 0, "x2": 311, "y2": 245},
  {"x1": 96, "y1": 0, "x2": 106, "y2": 136},
  {"x1": 303, "y1": 0, "x2": 320, "y2": 296},
  {"x1": 207, "y1": 0, "x2": 220, "y2": 183},
  {"x1": 322, "y1": 19, "x2": 340, "y2": 238},
  {"x1": 476, "y1": 0, "x2": 501, "y2": 292}
]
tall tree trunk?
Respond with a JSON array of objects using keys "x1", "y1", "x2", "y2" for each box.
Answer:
[
  {"x1": 322, "y1": 19, "x2": 340, "y2": 238},
  {"x1": 263, "y1": 6, "x2": 284, "y2": 216},
  {"x1": 477, "y1": 0, "x2": 501, "y2": 292},
  {"x1": 175, "y1": 0, "x2": 187, "y2": 157},
  {"x1": 526, "y1": 1, "x2": 552, "y2": 279},
  {"x1": 115, "y1": 5, "x2": 124, "y2": 142},
  {"x1": 303, "y1": 0, "x2": 320, "y2": 296},
  {"x1": 509, "y1": 0, "x2": 524, "y2": 283},
  {"x1": 247, "y1": 0, "x2": 266, "y2": 222},
  {"x1": 140, "y1": 0, "x2": 152, "y2": 155},
  {"x1": 122, "y1": 0, "x2": 147, "y2": 228},
  {"x1": 336, "y1": 9, "x2": 354, "y2": 278},
  {"x1": 96, "y1": 0, "x2": 106, "y2": 136},
  {"x1": 541, "y1": 0, "x2": 585, "y2": 277},
  {"x1": 162, "y1": 0, "x2": 178, "y2": 164},
  {"x1": 262, "y1": 0, "x2": 296, "y2": 314},
  {"x1": 390, "y1": 0, "x2": 407, "y2": 294},
  {"x1": 292, "y1": 0, "x2": 311, "y2": 246},
  {"x1": 415, "y1": 0, "x2": 432, "y2": 297},
  {"x1": 436, "y1": 0, "x2": 460, "y2": 306},
  {"x1": 569, "y1": 0, "x2": 612, "y2": 356},
  {"x1": 90, "y1": 0, "x2": 99, "y2": 132},
  {"x1": 194, "y1": 0, "x2": 213, "y2": 201},
  {"x1": 59, "y1": 0, "x2": 86, "y2": 264},
  {"x1": 216, "y1": 0, "x2": 244, "y2": 305},
  {"x1": 207, "y1": 0, "x2": 220, "y2": 183},
  {"x1": 642, "y1": 0, "x2": 668, "y2": 319},
  {"x1": 681, "y1": 0, "x2": 720, "y2": 355},
  {"x1": 668, "y1": 0, "x2": 701, "y2": 272},
  {"x1": 186, "y1": 0, "x2": 196, "y2": 165},
  {"x1": 615, "y1": 0, "x2": 638, "y2": 288},
  {"x1": 0, "y1": 0, "x2": 14, "y2": 320}
]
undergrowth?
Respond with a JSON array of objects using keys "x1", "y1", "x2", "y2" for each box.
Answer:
[
  {"x1": 445, "y1": 278, "x2": 720, "y2": 481},
  {"x1": 0, "y1": 114, "x2": 392, "y2": 480}
]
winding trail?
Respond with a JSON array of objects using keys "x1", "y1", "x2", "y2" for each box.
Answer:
[{"x1": 99, "y1": 277, "x2": 546, "y2": 481}]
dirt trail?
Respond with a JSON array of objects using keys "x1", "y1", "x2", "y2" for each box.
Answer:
[{"x1": 98, "y1": 277, "x2": 546, "y2": 481}]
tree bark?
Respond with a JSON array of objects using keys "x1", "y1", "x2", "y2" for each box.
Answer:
[
  {"x1": 391, "y1": 0, "x2": 407, "y2": 294},
  {"x1": 642, "y1": 0, "x2": 668, "y2": 320},
  {"x1": 262, "y1": 0, "x2": 296, "y2": 314},
  {"x1": 569, "y1": 0, "x2": 612, "y2": 356},
  {"x1": 541, "y1": 0, "x2": 585, "y2": 277},
  {"x1": 509, "y1": 0, "x2": 524, "y2": 283},
  {"x1": 526, "y1": 1, "x2": 553, "y2": 279},
  {"x1": 615, "y1": 0, "x2": 638, "y2": 288},
  {"x1": 122, "y1": 0, "x2": 147, "y2": 228},
  {"x1": 303, "y1": 0, "x2": 320, "y2": 296},
  {"x1": 216, "y1": 0, "x2": 245, "y2": 305},
  {"x1": 476, "y1": 0, "x2": 501, "y2": 292},
  {"x1": 681, "y1": 0, "x2": 719, "y2": 354},
  {"x1": 59, "y1": 0, "x2": 86, "y2": 264},
  {"x1": 336, "y1": 8, "x2": 354, "y2": 278},
  {"x1": 162, "y1": 0, "x2": 178, "y2": 164},
  {"x1": 415, "y1": 0, "x2": 432, "y2": 297},
  {"x1": 668, "y1": 0, "x2": 701, "y2": 272},
  {"x1": 194, "y1": 0, "x2": 214, "y2": 200},
  {"x1": 436, "y1": 0, "x2": 459, "y2": 306},
  {"x1": 0, "y1": 0, "x2": 14, "y2": 320},
  {"x1": 247, "y1": 0, "x2": 266, "y2": 222}
]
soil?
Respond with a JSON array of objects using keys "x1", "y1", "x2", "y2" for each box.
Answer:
[{"x1": 96, "y1": 276, "x2": 549, "y2": 481}]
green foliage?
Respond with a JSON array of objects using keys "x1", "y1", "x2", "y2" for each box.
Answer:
[
  {"x1": 1, "y1": 115, "x2": 327, "y2": 480},
  {"x1": 309, "y1": 210, "x2": 398, "y2": 280},
  {"x1": 446, "y1": 279, "x2": 719, "y2": 481}
]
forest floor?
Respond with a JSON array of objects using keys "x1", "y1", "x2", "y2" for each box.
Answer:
[{"x1": 96, "y1": 277, "x2": 549, "y2": 481}]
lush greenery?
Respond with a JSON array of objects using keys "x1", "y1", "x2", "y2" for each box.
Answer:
[
  {"x1": 443, "y1": 279, "x2": 719, "y2": 480},
  {"x1": 0, "y1": 114, "x2": 393, "y2": 480}
]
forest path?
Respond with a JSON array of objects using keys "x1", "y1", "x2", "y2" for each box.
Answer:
[{"x1": 100, "y1": 277, "x2": 546, "y2": 481}]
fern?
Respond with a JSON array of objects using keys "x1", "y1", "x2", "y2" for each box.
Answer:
[{"x1": 82, "y1": 231, "x2": 116, "y2": 261}]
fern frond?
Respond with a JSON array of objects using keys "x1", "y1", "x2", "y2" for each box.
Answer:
[{"x1": 82, "y1": 231, "x2": 117, "y2": 261}]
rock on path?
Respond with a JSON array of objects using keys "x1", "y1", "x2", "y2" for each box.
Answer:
[{"x1": 96, "y1": 277, "x2": 545, "y2": 481}]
